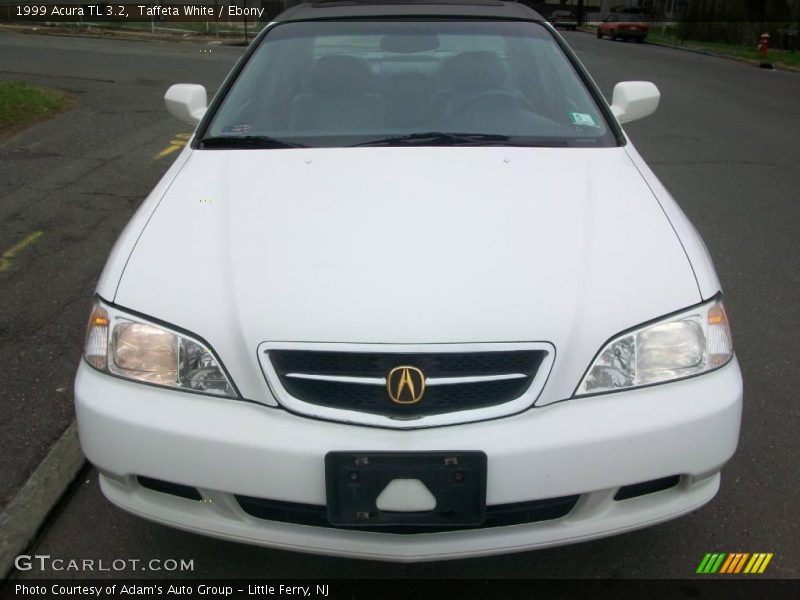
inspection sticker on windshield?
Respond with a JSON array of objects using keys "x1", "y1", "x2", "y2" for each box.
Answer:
[{"x1": 569, "y1": 112, "x2": 599, "y2": 127}]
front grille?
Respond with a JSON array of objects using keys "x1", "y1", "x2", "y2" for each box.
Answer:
[
  {"x1": 236, "y1": 494, "x2": 579, "y2": 534},
  {"x1": 267, "y1": 349, "x2": 546, "y2": 418}
]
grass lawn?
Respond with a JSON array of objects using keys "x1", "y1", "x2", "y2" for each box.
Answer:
[
  {"x1": 0, "y1": 80, "x2": 72, "y2": 135},
  {"x1": 580, "y1": 25, "x2": 800, "y2": 69},
  {"x1": 646, "y1": 32, "x2": 800, "y2": 69}
]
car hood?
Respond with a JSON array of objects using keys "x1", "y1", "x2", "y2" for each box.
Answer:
[{"x1": 115, "y1": 146, "x2": 700, "y2": 402}]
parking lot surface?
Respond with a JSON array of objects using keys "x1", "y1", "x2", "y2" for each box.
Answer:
[{"x1": 1, "y1": 29, "x2": 798, "y2": 578}]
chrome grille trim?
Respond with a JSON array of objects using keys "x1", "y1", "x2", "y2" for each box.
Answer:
[
  {"x1": 285, "y1": 373, "x2": 386, "y2": 385},
  {"x1": 283, "y1": 372, "x2": 529, "y2": 386},
  {"x1": 426, "y1": 373, "x2": 529, "y2": 386},
  {"x1": 258, "y1": 342, "x2": 556, "y2": 429}
]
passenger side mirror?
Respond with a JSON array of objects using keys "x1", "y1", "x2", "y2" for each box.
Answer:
[
  {"x1": 610, "y1": 81, "x2": 660, "y2": 124},
  {"x1": 164, "y1": 84, "x2": 207, "y2": 126}
]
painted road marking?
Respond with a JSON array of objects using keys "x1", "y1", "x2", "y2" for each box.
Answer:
[
  {"x1": 153, "y1": 132, "x2": 192, "y2": 160},
  {"x1": 0, "y1": 231, "x2": 44, "y2": 272}
]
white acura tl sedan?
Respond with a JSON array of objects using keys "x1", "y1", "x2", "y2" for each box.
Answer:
[{"x1": 75, "y1": 0, "x2": 743, "y2": 562}]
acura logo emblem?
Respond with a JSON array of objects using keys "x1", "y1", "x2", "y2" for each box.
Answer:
[{"x1": 386, "y1": 366, "x2": 426, "y2": 405}]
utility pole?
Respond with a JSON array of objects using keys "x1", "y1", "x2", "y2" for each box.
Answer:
[
  {"x1": 214, "y1": 0, "x2": 219, "y2": 37},
  {"x1": 794, "y1": 0, "x2": 799, "y2": 52},
  {"x1": 600, "y1": 0, "x2": 610, "y2": 20},
  {"x1": 242, "y1": 0, "x2": 247, "y2": 44}
]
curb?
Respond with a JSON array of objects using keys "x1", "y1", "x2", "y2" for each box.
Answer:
[
  {"x1": 574, "y1": 27, "x2": 800, "y2": 73},
  {"x1": 646, "y1": 41, "x2": 800, "y2": 73},
  {"x1": 0, "y1": 420, "x2": 85, "y2": 579}
]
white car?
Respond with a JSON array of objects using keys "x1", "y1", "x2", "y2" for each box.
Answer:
[{"x1": 75, "y1": 0, "x2": 742, "y2": 562}]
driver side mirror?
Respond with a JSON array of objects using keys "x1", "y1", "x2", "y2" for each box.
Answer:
[
  {"x1": 164, "y1": 84, "x2": 207, "y2": 126},
  {"x1": 610, "y1": 81, "x2": 660, "y2": 124}
]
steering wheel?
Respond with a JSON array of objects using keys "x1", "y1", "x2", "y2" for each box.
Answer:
[{"x1": 454, "y1": 90, "x2": 538, "y2": 115}]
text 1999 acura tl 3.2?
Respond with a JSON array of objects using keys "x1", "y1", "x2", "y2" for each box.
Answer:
[{"x1": 75, "y1": 0, "x2": 742, "y2": 562}]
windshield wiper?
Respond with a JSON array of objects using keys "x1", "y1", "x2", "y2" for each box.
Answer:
[
  {"x1": 350, "y1": 132, "x2": 518, "y2": 147},
  {"x1": 199, "y1": 135, "x2": 306, "y2": 149}
]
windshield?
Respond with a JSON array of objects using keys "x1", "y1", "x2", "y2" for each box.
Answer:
[{"x1": 203, "y1": 20, "x2": 617, "y2": 148}]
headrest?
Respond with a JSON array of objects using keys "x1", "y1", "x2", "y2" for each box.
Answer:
[
  {"x1": 443, "y1": 51, "x2": 506, "y2": 92},
  {"x1": 311, "y1": 55, "x2": 374, "y2": 94}
]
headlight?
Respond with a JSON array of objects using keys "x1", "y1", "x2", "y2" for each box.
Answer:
[
  {"x1": 83, "y1": 299, "x2": 237, "y2": 398},
  {"x1": 575, "y1": 296, "x2": 733, "y2": 396}
]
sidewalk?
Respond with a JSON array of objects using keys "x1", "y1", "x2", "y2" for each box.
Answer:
[{"x1": 0, "y1": 31, "x2": 243, "y2": 578}]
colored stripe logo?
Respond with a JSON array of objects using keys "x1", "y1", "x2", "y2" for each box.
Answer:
[{"x1": 697, "y1": 553, "x2": 773, "y2": 574}]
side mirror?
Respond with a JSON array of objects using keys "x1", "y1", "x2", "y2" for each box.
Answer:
[
  {"x1": 164, "y1": 84, "x2": 207, "y2": 126},
  {"x1": 610, "y1": 81, "x2": 660, "y2": 124}
]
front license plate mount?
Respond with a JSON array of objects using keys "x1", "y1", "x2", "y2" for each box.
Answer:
[{"x1": 325, "y1": 451, "x2": 487, "y2": 527}]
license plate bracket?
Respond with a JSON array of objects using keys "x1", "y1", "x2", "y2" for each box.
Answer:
[{"x1": 325, "y1": 451, "x2": 487, "y2": 527}]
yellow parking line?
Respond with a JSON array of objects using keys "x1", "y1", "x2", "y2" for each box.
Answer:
[
  {"x1": 0, "y1": 231, "x2": 44, "y2": 272},
  {"x1": 153, "y1": 133, "x2": 192, "y2": 160},
  {"x1": 153, "y1": 144, "x2": 183, "y2": 160}
]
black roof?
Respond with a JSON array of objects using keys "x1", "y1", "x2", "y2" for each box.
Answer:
[{"x1": 276, "y1": 0, "x2": 544, "y2": 22}]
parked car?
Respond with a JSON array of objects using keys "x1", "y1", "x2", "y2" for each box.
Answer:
[
  {"x1": 549, "y1": 9, "x2": 578, "y2": 31},
  {"x1": 76, "y1": 0, "x2": 742, "y2": 562},
  {"x1": 597, "y1": 13, "x2": 649, "y2": 42}
]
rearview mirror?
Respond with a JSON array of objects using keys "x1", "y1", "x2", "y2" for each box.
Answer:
[
  {"x1": 610, "y1": 81, "x2": 660, "y2": 124},
  {"x1": 164, "y1": 84, "x2": 207, "y2": 126}
]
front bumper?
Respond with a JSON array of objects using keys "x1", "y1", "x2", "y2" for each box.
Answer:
[
  {"x1": 75, "y1": 359, "x2": 742, "y2": 562},
  {"x1": 614, "y1": 29, "x2": 648, "y2": 40}
]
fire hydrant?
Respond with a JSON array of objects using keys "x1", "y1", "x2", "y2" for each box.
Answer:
[{"x1": 758, "y1": 33, "x2": 772, "y2": 68}]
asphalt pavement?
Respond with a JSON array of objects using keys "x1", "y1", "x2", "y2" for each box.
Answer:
[
  {"x1": 1, "y1": 29, "x2": 798, "y2": 579},
  {"x1": 0, "y1": 32, "x2": 245, "y2": 509}
]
